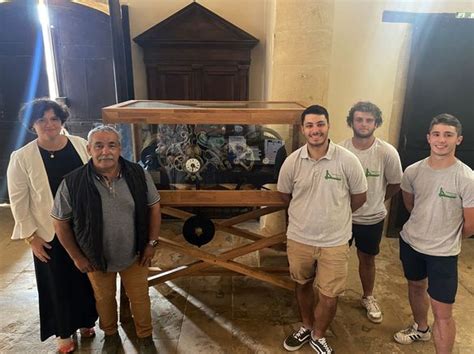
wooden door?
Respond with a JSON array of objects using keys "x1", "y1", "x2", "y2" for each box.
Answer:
[
  {"x1": 0, "y1": 1, "x2": 49, "y2": 202},
  {"x1": 201, "y1": 66, "x2": 241, "y2": 100},
  {"x1": 388, "y1": 16, "x2": 474, "y2": 235},
  {"x1": 48, "y1": 0, "x2": 116, "y2": 137},
  {"x1": 150, "y1": 65, "x2": 196, "y2": 100}
]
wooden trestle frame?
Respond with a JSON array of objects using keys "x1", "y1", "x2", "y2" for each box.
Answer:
[{"x1": 149, "y1": 190, "x2": 293, "y2": 290}]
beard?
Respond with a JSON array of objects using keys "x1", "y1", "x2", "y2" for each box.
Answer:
[{"x1": 353, "y1": 128, "x2": 375, "y2": 139}]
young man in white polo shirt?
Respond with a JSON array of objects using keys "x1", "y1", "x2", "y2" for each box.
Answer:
[
  {"x1": 394, "y1": 114, "x2": 474, "y2": 353},
  {"x1": 340, "y1": 101, "x2": 402, "y2": 323},
  {"x1": 278, "y1": 105, "x2": 367, "y2": 354}
]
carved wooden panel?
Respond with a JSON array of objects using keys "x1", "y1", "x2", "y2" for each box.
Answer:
[{"x1": 134, "y1": 3, "x2": 258, "y2": 101}]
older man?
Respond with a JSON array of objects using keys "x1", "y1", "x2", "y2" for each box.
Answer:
[{"x1": 52, "y1": 125, "x2": 161, "y2": 354}]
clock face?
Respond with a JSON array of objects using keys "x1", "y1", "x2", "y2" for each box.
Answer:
[{"x1": 184, "y1": 158, "x2": 201, "y2": 173}]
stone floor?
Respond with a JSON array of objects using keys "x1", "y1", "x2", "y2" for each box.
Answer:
[{"x1": 0, "y1": 204, "x2": 473, "y2": 353}]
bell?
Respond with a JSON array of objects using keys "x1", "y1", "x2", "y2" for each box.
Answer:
[{"x1": 182, "y1": 215, "x2": 215, "y2": 247}]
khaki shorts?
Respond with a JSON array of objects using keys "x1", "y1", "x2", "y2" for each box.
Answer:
[{"x1": 287, "y1": 239, "x2": 350, "y2": 298}]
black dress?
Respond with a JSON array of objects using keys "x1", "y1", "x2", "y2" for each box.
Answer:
[{"x1": 35, "y1": 139, "x2": 98, "y2": 341}]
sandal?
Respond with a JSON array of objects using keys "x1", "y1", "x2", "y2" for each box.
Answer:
[
  {"x1": 80, "y1": 327, "x2": 96, "y2": 338},
  {"x1": 57, "y1": 338, "x2": 75, "y2": 353}
]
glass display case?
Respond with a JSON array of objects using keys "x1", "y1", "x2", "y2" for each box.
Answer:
[{"x1": 102, "y1": 100, "x2": 305, "y2": 206}]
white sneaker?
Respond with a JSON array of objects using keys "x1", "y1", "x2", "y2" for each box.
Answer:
[
  {"x1": 394, "y1": 323, "x2": 431, "y2": 344},
  {"x1": 361, "y1": 296, "x2": 383, "y2": 323}
]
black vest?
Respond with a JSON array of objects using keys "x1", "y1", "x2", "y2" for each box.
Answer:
[{"x1": 65, "y1": 157, "x2": 149, "y2": 271}]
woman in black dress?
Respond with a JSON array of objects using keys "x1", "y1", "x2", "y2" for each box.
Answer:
[{"x1": 7, "y1": 98, "x2": 97, "y2": 353}]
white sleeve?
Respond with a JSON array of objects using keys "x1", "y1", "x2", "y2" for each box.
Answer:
[
  {"x1": 384, "y1": 145, "x2": 403, "y2": 184},
  {"x1": 344, "y1": 153, "x2": 368, "y2": 194},
  {"x1": 400, "y1": 167, "x2": 414, "y2": 194},
  {"x1": 7, "y1": 152, "x2": 37, "y2": 239},
  {"x1": 277, "y1": 157, "x2": 294, "y2": 194},
  {"x1": 459, "y1": 169, "x2": 474, "y2": 208}
]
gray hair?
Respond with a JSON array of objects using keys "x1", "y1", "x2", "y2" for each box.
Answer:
[{"x1": 87, "y1": 125, "x2": 122, "y2": 144}]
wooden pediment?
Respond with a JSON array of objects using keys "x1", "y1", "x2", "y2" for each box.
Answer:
[{"x1": 134, "y1": 2, "x2": 258, "y2": 47}]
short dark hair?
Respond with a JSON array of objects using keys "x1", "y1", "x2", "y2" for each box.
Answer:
[
  {"x1": 301, "y1": 105, "x2": 329, "y2": 125},
  {"x1": 346, "y1": 101, "x2": 383, "y2": 127},
  {"x1": 18, "y1": 98, "x2": 69, "y2": 131},
  {"x1": 429, "y1": 113, "x2": 462, "y2": 135}
]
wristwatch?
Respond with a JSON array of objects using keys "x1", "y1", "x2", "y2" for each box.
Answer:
[{"x1": 148, "y1": 239, "x2": 159, "y2": 248}]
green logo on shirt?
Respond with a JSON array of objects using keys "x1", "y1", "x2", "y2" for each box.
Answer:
[
  {"x1": 365, "y1": 168, "x2": 381, "y2": 177},
  {"x1": 438, "y1": 187, "x2": 457, "y2": 199},
  {"x1": 325, "y1": 170, "x2": 342, "y2": 181}
]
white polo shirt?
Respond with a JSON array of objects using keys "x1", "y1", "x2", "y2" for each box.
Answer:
[
  {"x1": 277, "y1": 141, "x2": 367, "y2": 247},
  {"x1": 400, "y1": 158, "x2": 474, "y2": 256},
  {"x1": 340, "y1": 138, "x2": 402, "y2": 225}
]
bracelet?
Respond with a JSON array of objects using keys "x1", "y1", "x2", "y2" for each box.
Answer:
[{"x1": 24, "y1": 235, "x2": 35, "y2": 245}]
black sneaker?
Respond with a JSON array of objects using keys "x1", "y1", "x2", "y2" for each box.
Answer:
[
  {"x1": 137, "y1": 335, "x2": 157, "y2": 354},
  {"x1": 283, "y1": 326, "x2": 312, "y2": 351},
  {"x1": 310, "y1": 336, "x2": 333, "y2": 353},
  {"x1": 101, "y1": 332, "x2": 121, "y2": 354}
]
